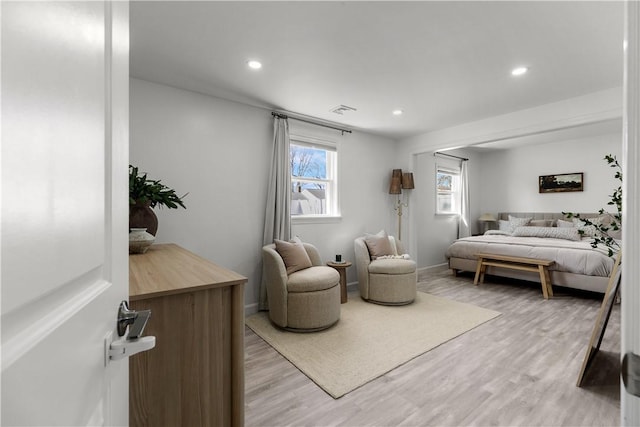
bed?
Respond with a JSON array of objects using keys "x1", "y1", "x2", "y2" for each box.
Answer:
[{"x1": 445, "y1": 212, "x2": 618, "y2": 294}]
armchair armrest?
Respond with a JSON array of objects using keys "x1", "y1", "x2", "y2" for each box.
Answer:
[
  {"x1": 303, "y1": 243, "x2": 323, "y2": 266},
  {"x1": 262, "y1": 245, "x2": 289, "y2": 326},
  {"x1": 391, "y1": 236, "x2": 407, "y2": 256},
  {"x1": 354, "y1": 237, "x2": 372, "y2": 299}
]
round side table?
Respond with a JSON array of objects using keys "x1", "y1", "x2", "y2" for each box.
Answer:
[{"x1": 326, "y1": 261, "x2": 352, "y2": 303}]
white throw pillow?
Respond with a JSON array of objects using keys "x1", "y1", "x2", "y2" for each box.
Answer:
[
  {"x1": 512, "y1": 226, "x2": 581, "y2": 241},
  {"x1": 556, "y1": 219, "x2": 574, "y2": 228},
  {"x1": 508, "y1": 215, "x2": 532, "y2": 233},
  {"x1": 573, "y1": 217, "x2": 603, "y2": 237}
]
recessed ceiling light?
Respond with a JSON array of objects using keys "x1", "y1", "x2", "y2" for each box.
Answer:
[
  {"x1": 247, "y1": 60, "x2": 262, "y2": 70},
  {"x1": 392, "y1": 109, "x2": 403, "y2": 116},
  {"x1": 511, "y1": 66, "x2": 528, "y2": 76}
]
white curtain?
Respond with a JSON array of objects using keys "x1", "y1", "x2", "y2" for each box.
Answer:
[
  {"x1": 260, "y1": 116, "x2": 291, "y2": 310},
  {"x1": 458, "y1": 160, "x2": 471, "y2": 238}
]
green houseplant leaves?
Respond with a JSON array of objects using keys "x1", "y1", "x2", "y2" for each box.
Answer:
[
  {"x1": 564, "y1": 154, "x2": 621, "y2": 257},
  {"x1": 129, "y1": 165, "x2": 187, "y2": 209}
]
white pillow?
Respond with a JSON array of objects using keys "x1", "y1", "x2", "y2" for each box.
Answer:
[
  {"x1": 512, "y1": 226, "x2": 581, "y2": 241},
  {"x1": 557, "y1": 219, "x2": 574, "y2": 228},
  {"x1": 573, "y1": 217, "x2": 603, "y2": 237},
  {"x1": 498, "y1": 220, "x2": 510, "y2": 232},
  {"x1": 508, "y1": 215, "x2": 532, "y2": 233}
]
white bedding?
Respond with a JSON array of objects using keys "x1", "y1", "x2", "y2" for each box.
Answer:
[{"x1": 445, "y1": 234, "x2": 615, "y2": 277}]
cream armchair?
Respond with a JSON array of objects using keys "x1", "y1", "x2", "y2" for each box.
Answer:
[
  {"x1": 354, "y1": 235, "x2": 417, "y2": 305},
  {"x1": 262, "y1": 241, "x2": 340, "y2": 332}
]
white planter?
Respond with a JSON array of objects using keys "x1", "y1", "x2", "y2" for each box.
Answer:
[{"x1": 129, "y1": 228, "x2": 155, "y2": 254}]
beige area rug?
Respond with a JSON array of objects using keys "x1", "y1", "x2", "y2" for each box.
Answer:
[{"x1": 246, "y1": 291, "x2": 500, "y2": 398}]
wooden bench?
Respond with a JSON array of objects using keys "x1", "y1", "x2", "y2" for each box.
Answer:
[{"x1": 473, "y1": 253, "x2": 555, "y2": 299}]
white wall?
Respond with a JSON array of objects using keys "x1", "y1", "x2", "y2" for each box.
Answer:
[
  {"x1": 396, "y1": 87, "x2": 621, "y2": 161},
  {"x1": 130, "y1": 78, "x2": 397, "y2": 312},
  {"x1": 414, "y1": 148, "x2": 483, "y2": 267},
  {"x1": 288, "y1": 121, "x2": 399, "y2": 285},
  {"x1": 477, "y1": 133, "x2": 622, "y2": 214}
]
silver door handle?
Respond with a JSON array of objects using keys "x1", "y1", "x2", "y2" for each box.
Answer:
[
  {"x1": 117, "y1": 300, "x2": 151, "y2": 338},
  {"x1": 109, "y1": 300, "x2": 155, "y2": 361}
]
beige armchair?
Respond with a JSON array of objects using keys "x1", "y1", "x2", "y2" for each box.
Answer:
[
  {"x1": 262, "y1": 242, "x2": 341, "y2": 332},
  {"x1": 354, "y1": 235, "x2": 417, "y2": 305}
]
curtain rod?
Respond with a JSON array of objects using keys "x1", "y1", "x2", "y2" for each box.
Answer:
[
  {"x1": 271, "y1": 112, "x2": 352, "y2": 135},
  {"x1": 434, "y1": 151, "x2": 469, "y2": 161}
]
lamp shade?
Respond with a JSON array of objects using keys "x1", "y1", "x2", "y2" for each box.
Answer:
[
  {"x1": 389, "y1": 177, "x2": 402, "y2": 194},
  {"x1": 478, "y1": 213, "x2": 497, "y2": 222},
  {"x1": 389, "y1": 169, "x2": 402, "y2": 194},
  {"x1": 401, "y1": 173, "x2": 415, "y2": 189}
]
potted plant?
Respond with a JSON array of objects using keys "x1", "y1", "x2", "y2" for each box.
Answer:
[{"x1": 129, "y1": 165, "x2": 187, "y2": 236}]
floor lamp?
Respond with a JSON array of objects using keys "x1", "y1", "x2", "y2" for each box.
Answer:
[{"x1": 389, "y1": 169, "x2": 415, "y2": 241}]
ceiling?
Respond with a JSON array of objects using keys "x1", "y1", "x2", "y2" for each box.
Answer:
[{"x1": 130, "y1": 1, "x2": 624, "y2": 140}]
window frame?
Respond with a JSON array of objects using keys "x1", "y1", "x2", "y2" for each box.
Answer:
[
  {"x1": 289, "y1": 134, "x2": 340, "y2": 222},
  {"x1": 435, "y1": 165, "x2": 461, "y2": 216}
]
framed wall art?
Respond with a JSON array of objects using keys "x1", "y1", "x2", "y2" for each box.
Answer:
[{"x1": 539, "y1": 172, "x2": 584, "y2": 193}]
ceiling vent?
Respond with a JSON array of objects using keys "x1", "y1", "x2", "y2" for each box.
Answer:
[{"x1": 330, "y1": 105, "x2": 357, "y2": 115}]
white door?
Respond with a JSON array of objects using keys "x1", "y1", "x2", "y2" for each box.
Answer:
[{"x1": 1, "y1": 1, "x2": 130, "y2": 425}]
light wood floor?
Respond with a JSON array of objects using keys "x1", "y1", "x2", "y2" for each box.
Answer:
[{"x1": 245, "y1": 267, "x2": 620, "y2": 426}]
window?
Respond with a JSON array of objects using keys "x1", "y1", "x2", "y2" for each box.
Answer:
[
  {"x1": 436, "y1": 166, "x2": 461, "y2": 215},
  {"x1": 290, "y1": 136, "x2": 338, "y2": 218}
]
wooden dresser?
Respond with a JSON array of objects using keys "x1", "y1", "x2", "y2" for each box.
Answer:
[{"x1": 128, "y1": 243, "x2": 246, "y2": 427}]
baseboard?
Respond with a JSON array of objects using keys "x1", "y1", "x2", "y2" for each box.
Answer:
[
  {"x1": 245, "y1": 302, "x2": 259, "y2": 317},
  {"x1": 417, "y1": 263, "x2": 448, "y2": 273}
]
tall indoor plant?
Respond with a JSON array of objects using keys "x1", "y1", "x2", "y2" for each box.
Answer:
[
  {"x1": 565, "y1": 154, "x2": 621, "y2": 257},
  {"x1": 129, "y1": 165, "x2": 187, "y2": 235}
]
